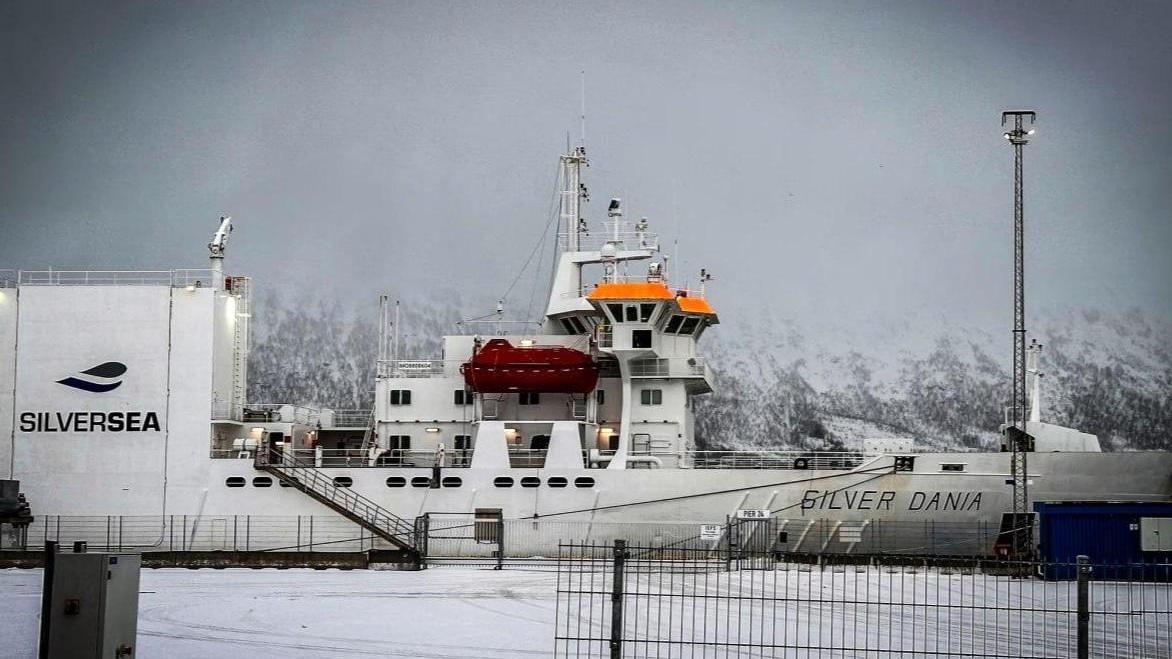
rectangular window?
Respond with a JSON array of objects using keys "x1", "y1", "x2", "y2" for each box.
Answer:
[
  {"x1": 596, "y1": 389, "x2": 605, "y2": 405},
  {"x1": 640, "y1": 389, "x2": 663, "y2": 405},
  {"x1": 454, "y1": 434, "x2": 471, "y2": 450},
  {"x1": 606, "y1": 304, "x2": 625, "y2": 323},
  {"x1": 388, "y1": 435, "x2": 412, "y2": 450},
  {"x1": 679, "y1": 317, "x2": 700, "y2": 335},
  {"x1": 519, "y1": 392, "x2": 541, "y2": 405},
  {"x1": 941, "y1": 463, "x2": 966, "y2": 472},
  {"x1": 639, "y1": 303, "x2": 656, "y2": 322},
  {"x1": 390, "y1": 389, "x2": 412, "y2": 405},
  {"x1": 454, "y1": 389, "x2": 472, "y2": 405},
  {"x1": 632, "y1": 329, "x2": 652, "y2": 349},
  {"x1": 664, "y1": 315, "x2": 684, "y2": 334}
]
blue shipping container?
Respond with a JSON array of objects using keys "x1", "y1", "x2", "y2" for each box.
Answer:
[{"x1": 1035, "y1": 501, "x2": 1172, "y2": 580}]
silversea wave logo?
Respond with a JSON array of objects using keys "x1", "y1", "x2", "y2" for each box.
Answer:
[{"x1": 56, "y1": 361, "x2": 127, "y2": 393}]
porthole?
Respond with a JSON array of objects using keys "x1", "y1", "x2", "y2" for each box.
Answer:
[
  {"x1": 386, "y1": 476, "x2": 407, "y2": 488},
  {"x1": 411, "y1": 476, "x2": 432, "y2": 488},
  {"x1": 574, "y1": 477, "x2": 595, "y2": 488},
  {"x1": 493, "y1": 476, "x2": 515, "y2": 488},
  {"x1": 333, "y1": 476, "x2": 353, "y2": 488},
  {"x1": 278, "y1": 478, "x2": 295, "y2": 487},
  {"x1": 547, "y1": 477, "x2": 568, "y2": 488},
  {"x1": 441, "y1": 476, "x2": 463, "y2": 488},
  {"x1": 252, "y1": 476, "x2": 273, "y2": 488},
  {"x1": 520, "y1": 476, "x2": 541, "y2": 488},
  {"x1": 225, "y1": 477, "x2": 245, "y2": 488}
]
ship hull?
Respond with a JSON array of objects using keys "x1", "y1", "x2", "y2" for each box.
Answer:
[{"x1": 16, "y1": 450, "x2": 1172, "y2": 556}]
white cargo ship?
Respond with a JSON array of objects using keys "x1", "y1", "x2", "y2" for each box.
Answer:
[{"x1": 2, "y1": 146, "x2": 1169, "y2": 558}]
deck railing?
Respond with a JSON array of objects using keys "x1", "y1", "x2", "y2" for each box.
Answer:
[
  {"x1": 211, "y1": 446, "x2": 878, "y2": 472},
  {"x1": 15, "y1": 269, "x2": 225, "y2": 288}
]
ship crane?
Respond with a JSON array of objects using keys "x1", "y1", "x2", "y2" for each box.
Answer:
[{"x1": 208, "y1": 215, "x2": 233, "y2": 276}]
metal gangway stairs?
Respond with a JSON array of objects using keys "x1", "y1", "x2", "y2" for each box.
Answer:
[{"x1": 253, "y1": 446, "x2": 420, "y2": 560}]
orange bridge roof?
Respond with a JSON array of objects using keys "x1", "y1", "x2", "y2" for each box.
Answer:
[
  {"x1": 676, "y1": 296, "x2": 716, "y2": 315},
  {"x1": 587, "y1": 282, "x2": 675, "y2": 301}
]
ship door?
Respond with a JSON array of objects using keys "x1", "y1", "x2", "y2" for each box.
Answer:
[{"x1": 267, "y1": 431, "x2": 284, "y2": 455}]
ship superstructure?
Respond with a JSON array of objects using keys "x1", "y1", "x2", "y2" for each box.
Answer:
[{"x1": 2, "y1": 146, "x2": 1170, "y2": 559}]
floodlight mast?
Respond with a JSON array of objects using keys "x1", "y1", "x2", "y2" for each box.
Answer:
[
  {"x1": 209, "y1": 215, "x2": 233, "y2": 276},
  {"x1": 1001, "y1": 110, "x2": 1036, "y2": 560}
]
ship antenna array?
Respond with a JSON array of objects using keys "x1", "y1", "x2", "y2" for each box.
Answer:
[{"x1": 1002, "y1": 109, "x2": 1037, "y2": 560}]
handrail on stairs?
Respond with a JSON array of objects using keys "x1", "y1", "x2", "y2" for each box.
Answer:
[{"x1": 253, "y1": 446, "x2": 417, "y2": 542}]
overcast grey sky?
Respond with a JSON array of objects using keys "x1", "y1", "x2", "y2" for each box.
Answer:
[{"x1": 2, "y1": 0, "x2": 1170, "y2": 329}]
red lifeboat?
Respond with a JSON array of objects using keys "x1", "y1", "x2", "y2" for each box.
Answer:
[{"x1": 461, "y1": 338, "x2": 599, "y2": 394}]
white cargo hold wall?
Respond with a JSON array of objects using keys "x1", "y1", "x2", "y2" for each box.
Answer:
[
  {"x1": 0, "y1": 287, "x2": 17, "y2": 479},
  {"x1": 12, "y1": 286, "x2": 173, "y2": 515},
  {"x1": 162, "y1": 286, "x2": 221, "y2": 512}
]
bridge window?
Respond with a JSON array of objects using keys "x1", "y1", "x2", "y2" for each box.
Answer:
[
  {"x1": 225, "y1": 477, "x2": 245, "y2": 488},
  {"x1": 252, "y1": 477, "x2": 273, "y2": 488},
  {"x1": 386, "y1": 476, "x2": 407, "y2": 488},
  {"x1": 493, "y1": 476, "x2": 515, "y2": 488},
  {"x1": 519, "y1": 392, "x2": 541, "y2": 405},
  {"x1": 333, "y1": 476, "x2": 353, "y2": 488},
  {"x1": 664, "y1": 315, "x2": 684, "y2": 334},
  {"x1": 639, "y1": 303, "x2": 656, "y2": 322},
  {"x1": 640, "y1": 389, "x2": 663, "y2": 405},
  {"x1": 606, "y1": 304, "x2": 624, "y2": 323},
  {"x1": 574, "y1": 477, "x2": 596, "y2": 488},
  {"x1": 547, "y1": 477, "x2": 568, "y2": 488},
  {"x1": 520, "y1": 476, "x2": 541, "y2": 488},
  {"x1": 389, "y1": 389, "x2": 412, "y2": 405},
  {"x1": 679, "y1": 317, "x2": 700, "y2": 335},
  {"x1": 632, "y1": 329, "x2": 652, "y2": 348}
]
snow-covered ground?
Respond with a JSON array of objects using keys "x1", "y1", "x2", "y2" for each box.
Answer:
[
  {"x1": 0, "y1": 566, "x2": 559, "y2": 659},
  {"x1": 1, "y1": 564, "x2": 1168, "y2": 658}
]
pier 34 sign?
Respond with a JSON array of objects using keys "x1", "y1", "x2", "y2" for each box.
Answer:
[{"x1": 801, "y1": 489, "x2": 983, "y2": 513}]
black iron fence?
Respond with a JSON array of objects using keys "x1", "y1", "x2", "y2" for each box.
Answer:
[{"x1": 554, "y1": 538, "x2": 1172, "y2": 658}]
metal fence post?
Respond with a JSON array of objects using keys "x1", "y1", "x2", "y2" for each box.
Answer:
[
  {"x1": 611, "y1": 539, "x2": 628, "y2": 659},
  {"x1": 495, "y1": 511, "x2": 504, "y2": 570},
  {"x1": 1077, "y1": 554, "x2": 1090, "y2": 659}
]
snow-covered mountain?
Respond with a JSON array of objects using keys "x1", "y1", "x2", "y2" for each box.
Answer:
[{"x1": 247, "y1": 293, "x2": 1172, "y2": 452}]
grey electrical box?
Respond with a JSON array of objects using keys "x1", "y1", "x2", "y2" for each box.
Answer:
[
  {"x1": 43, "y1": 552, "x2": 140, "y2": 659},
  {"x1": 1140, "y1": 517, "x2": 1172, "y2": 552}
]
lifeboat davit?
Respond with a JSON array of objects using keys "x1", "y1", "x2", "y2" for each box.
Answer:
[{"x1": 461, "y1": 338, "x2": 599, "y2": 394}]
